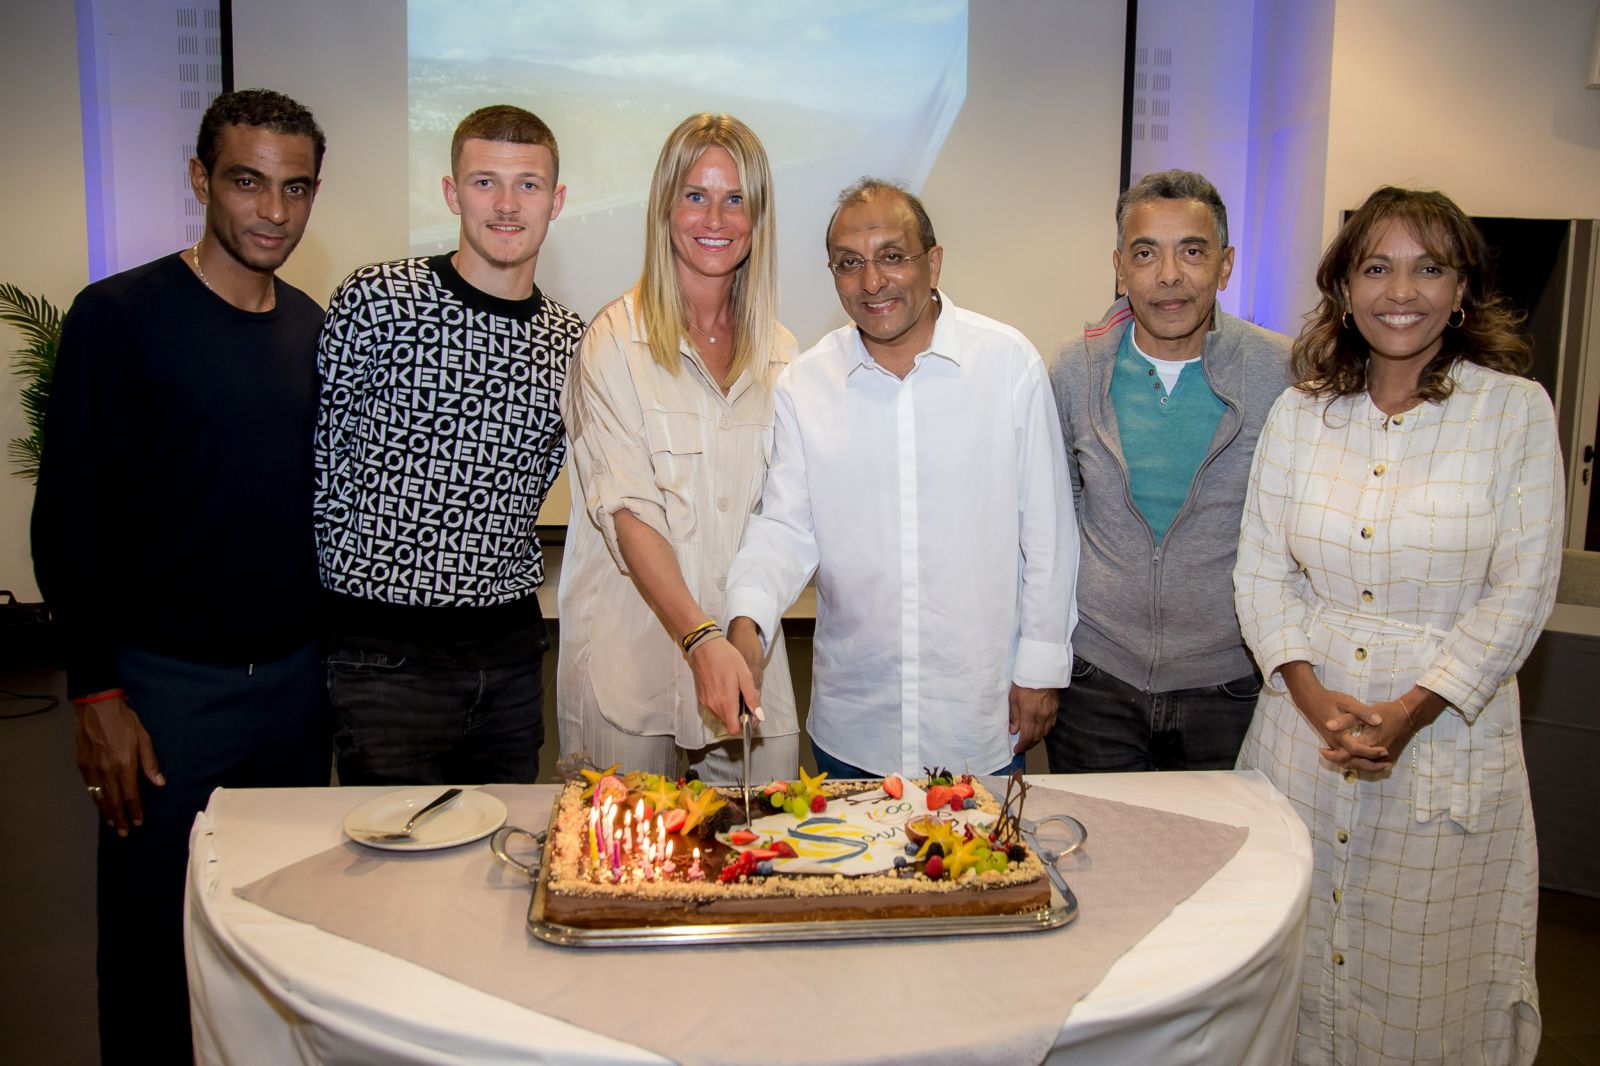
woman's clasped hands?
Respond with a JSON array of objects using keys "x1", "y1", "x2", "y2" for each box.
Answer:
[{"x1": 1280, "y1": 661, "x2": 1416, "y2": 772}]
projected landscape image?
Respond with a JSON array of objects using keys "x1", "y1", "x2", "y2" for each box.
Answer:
[
  {"x1": 408, "y1": 57, "x2": 850, "y2": 250},
  {"x1": 408, "y1": 2, "x2": 968, "y2": 280}
]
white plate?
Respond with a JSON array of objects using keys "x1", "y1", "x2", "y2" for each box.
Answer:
[{"x1": 342, "y1": 787, "x2": 508, "y2": 852}]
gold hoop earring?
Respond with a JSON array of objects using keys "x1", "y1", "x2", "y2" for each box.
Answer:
[
  {"x1": 1341, "y1": 311, "x2": 1355, "y2": 330},
  {"x1": 1447, "y1": 307, "x2": 1465, "y2": 328}
]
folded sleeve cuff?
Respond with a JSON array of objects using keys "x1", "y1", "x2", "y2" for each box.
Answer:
[
  {"x1": 592, "y1": 497, "x2": 670, "y2": 577},
  {"x1": 1417, "y1": 658, "x2": 1496, "y2": 723},
  {"x1": 1255, "y1": 628, "x2": 1315, "y2": 689},
  {"x1": 724, "y1": 587, "x2": 781, "y2": 653},
  {"x1": 1013, "y1": 637, "x2": 1072, "y2": 689}
]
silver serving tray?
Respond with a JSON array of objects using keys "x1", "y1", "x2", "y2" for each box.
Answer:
[{"x1": 491, "y1": 800, "x2": 1080, "y2": 949}]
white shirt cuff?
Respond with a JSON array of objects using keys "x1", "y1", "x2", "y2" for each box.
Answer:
[
  {"x1": 724, "y1": 587, "x2": 781, "y2": 654},
  {"x1": 1013, "y1": 637, "x2": 1072, "y2": 689}
]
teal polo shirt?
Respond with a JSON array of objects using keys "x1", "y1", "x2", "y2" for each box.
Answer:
[{"x1": 1109, "y1": 329, "x2": 1225, "y2": 545}]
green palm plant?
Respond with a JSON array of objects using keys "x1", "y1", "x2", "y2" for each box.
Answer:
[{"x1": 1, "y1": 283, "x2": 65, "y2": 484}]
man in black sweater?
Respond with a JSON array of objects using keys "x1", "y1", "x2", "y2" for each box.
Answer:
[
  {"x1": 31, "y1": 89, "x2": 328, "y2": 1064},
  {"x1": 313, "y1": 105, "x2": 583, "y2": 785}
]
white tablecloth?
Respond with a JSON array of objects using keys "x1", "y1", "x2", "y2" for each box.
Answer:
[{"x1": 186, "y1": 771, "x2": 1311, "y2": 1065}]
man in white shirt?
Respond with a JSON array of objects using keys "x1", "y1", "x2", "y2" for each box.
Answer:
[{"x1": 720, "y1": 178, "x2": 1078, "y2": 778}]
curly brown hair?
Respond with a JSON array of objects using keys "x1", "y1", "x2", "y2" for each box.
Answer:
[{"x1": 1292, "y1": 186, "x2": 1530, "y2": 403}]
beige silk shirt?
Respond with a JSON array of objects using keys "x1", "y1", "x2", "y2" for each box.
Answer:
[{"x1": 557, "y1": 293, "x2": 798, "y2": 748}]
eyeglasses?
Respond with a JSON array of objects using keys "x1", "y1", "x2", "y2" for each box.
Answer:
[{"x1": 827, "y1": 249, "x2": 931, "y2": 277}]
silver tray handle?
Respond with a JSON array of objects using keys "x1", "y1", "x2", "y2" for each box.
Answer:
[
  {"x1": 1020, "y1": 814, "x2": 1088, "y2": 906},
  {"x1": 1029, "y1": 813, "x2": 1088, "y2": 859},
  {"x1": 490, "y1": 825, "x2": 545, "y2": 881}
]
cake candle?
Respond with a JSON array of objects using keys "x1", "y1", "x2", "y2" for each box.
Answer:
[
  {"x1": 623, "y1": 810, "x2": 633, "y2": 855},
  {"x1": 688, "y1": 846, "x2": 704, "y2": 880},
  {"x1": 661, "y1": 840, "x2": 676, "y2": 875},
  {"x1": 588, "y1": 807, "x2": 599, "y2": 868}
]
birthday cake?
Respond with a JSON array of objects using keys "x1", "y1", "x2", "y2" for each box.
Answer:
[{"x1": 540, "y1": 767, "x2": 1052, "y2": 929}]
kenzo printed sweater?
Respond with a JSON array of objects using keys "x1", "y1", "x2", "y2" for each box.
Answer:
[{"x1": 313, "y1": 254, "x2": 584, "y2": 647}]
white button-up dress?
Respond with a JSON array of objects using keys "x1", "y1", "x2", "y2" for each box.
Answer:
[{"x1": 1234, "y1": 361, "x2": 1563, "y2": 1066}]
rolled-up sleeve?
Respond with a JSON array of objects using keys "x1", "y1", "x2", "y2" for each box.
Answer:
[{"x1": 560, "y1": 319, "x2": 670, "y2": 574}]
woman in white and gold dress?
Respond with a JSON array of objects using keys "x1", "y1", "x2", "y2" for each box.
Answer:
[
  {"x1": 1234, "y1": 186, "x2": 1562, "y2": 1066},
  {"x1": 556, "y1": 114, "x2": 798, "y2": 781}
]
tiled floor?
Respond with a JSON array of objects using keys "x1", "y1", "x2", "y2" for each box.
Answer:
[{"x1": 2, "y1": 656, "x2": 1595, "y2": 1065}]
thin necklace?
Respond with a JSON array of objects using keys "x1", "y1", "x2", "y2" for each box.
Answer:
[
  {"x1": 687, "y1": 318, "x2": 724, "y2": 345},
  {"x1": 191, "y1": 238, "x2": 275, "y2": 311}
]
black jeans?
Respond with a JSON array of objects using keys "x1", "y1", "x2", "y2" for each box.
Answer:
[
  {"x1": 100, "y1": 641, "x2": 327, "y2": 1066},
  {"x1": 327, "y1": 647, "x2": 544, "y2": 785},
  {"x1": 1045, "y1": 656, "x2": 1261, "y2": 773}
]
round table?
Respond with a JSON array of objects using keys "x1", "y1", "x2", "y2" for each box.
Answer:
[{"x1": 186, "y1": 771, "x2": 1310, "y2": 1064}]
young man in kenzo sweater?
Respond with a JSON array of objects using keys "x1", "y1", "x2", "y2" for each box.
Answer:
[{"x1": 314, "y1": 105, "x2": 584, "y2": 785}]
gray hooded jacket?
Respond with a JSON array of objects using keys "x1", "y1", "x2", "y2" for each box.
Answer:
[{"x1": 1050, "y1": 297, "x2": 1291, "y2": 691}]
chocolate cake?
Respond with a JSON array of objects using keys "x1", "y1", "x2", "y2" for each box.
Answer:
[{"x1": 539, "y1": 773, "x2": 1052, "y2": 929}]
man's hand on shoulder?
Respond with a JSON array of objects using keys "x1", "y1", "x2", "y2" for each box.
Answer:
[
  {"x1": 74, "y1": 692, "x2": 164, "y2": 836},
  {"x1": 1009, "y1": 684, "x2": 1059, "y2": 754}
]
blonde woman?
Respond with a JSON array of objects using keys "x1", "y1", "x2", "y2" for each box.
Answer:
[{"x1": 557, "y1": 114, "x2": 798, "y2": 781}]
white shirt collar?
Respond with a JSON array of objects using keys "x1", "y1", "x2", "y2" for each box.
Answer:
[{"x1": 844, "y1": 289, "x2": 963, "y2": 377}]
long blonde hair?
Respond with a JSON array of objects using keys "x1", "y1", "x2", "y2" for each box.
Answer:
[{"x1": 637, "y1": 114, "x2": 777, "y2": 385}]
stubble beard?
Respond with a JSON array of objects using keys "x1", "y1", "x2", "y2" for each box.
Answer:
[{"x1": 209, "y1": 219, "x2": 296, "y2": 276}]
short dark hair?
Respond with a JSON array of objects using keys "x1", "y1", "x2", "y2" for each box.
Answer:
[
  {"x1": 451, "y1": 105, "x2": 560, "y2": 179},
  {"x1": 1116, "y1": 169, "x2": 1229, "y2": 249},
  {"x1": 196, "y1": 89, "x2": 326, "y2": 177},
  {"x1": 828, "y1": 177, "x2": 937, "y2": 252}
]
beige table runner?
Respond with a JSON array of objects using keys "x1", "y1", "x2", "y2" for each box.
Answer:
[{"x1": 238, "y1": 783, "x2": 1247, "y2": 1066}]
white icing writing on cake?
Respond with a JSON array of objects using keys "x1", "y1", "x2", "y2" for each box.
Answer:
[{"x1": 726, "y1": 781, "x2": 990, "y2": 876}]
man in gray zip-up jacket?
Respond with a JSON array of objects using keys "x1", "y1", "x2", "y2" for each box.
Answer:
[{"x1": 1047, "y1": 170, "x2": 1291, "y2": 772}]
